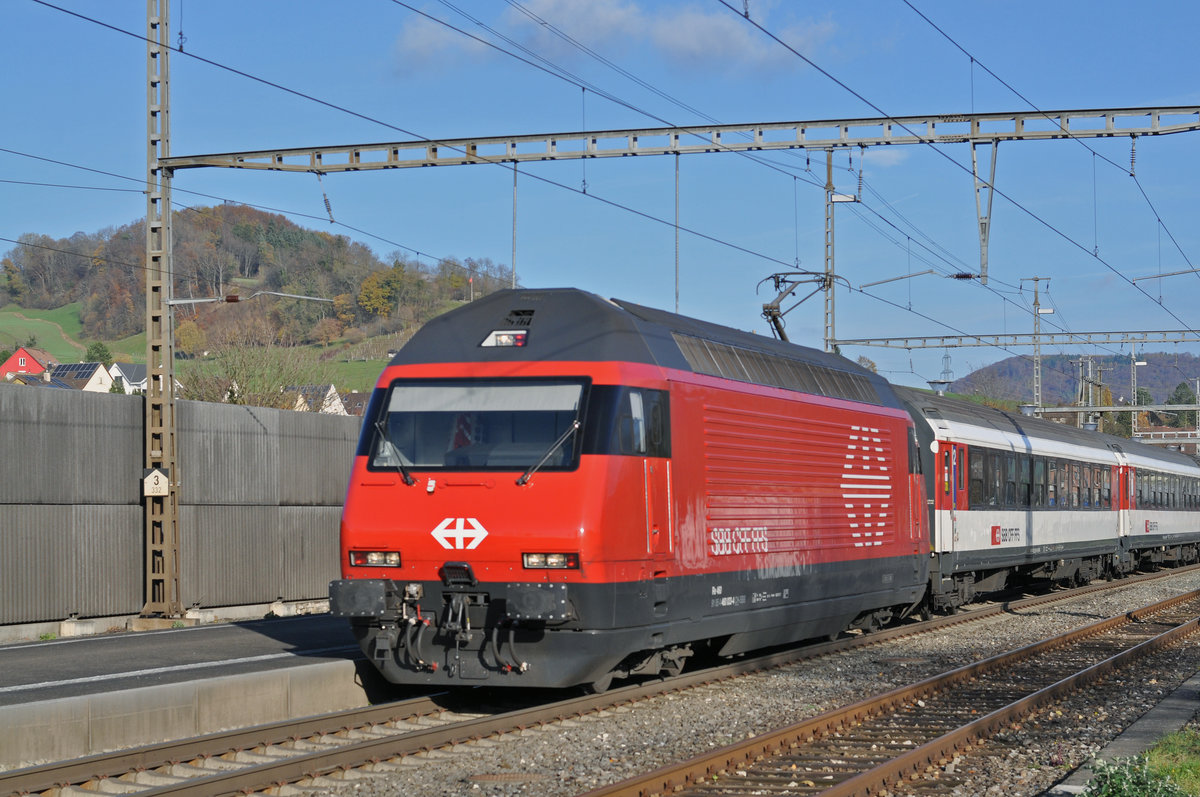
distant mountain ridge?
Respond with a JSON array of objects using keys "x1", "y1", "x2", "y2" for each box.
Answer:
[{"x1": 949, "y1": 352, "x2": 1200, "y2": 405}]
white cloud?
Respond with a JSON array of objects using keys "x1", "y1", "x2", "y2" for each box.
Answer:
[
  {"x1": 862, "y1": 147, "x2": 910, "y2": 169},
  {"x1": 392, "y1": 12, "x2": 493, "y2": 71},
  {"x1": 503, "y1": 0, "x2": 645, "y2": 56},
  {"x1": 392, "y1": 1, "x2": 837, "y2": 75},
  {"x1": 646, "y1": 7, "x2": 835, "y2": 72}
]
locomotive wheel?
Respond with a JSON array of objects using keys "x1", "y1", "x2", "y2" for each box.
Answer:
[{"x1": 587, "y1": 672, "x2": 615, "y2": 694}]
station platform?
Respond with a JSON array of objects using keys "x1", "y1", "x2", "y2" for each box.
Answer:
[{"x1": 0, "y1": 613, "x2": 395, "y2": 769}]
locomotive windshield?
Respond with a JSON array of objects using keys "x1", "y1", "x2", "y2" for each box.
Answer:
[{"x1": 370, "y1": 378, "x2": 586, "y2": 472}]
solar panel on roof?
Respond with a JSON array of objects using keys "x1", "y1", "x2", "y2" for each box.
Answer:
[{"x1": 52, "y1": 363, "x2": 100, "y2": 378}]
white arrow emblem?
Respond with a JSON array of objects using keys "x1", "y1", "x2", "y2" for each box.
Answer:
[{"x1": 431, "y1": 517, "x2": 489, "y2": 550}]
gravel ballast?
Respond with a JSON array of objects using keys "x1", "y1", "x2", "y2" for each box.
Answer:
[{"x1": 310, "y1": 571, "x2": 1200, "y2": 797}]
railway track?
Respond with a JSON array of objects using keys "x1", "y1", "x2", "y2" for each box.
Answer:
[
  {"x1": 581, "y1": 588, "x2": 1200, "y2": 797},
  {"x1": 3, "y1": 566, "x2": 1196, "y2": 796}
]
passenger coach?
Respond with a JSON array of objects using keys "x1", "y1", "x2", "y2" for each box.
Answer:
[{"x1": 900, "y1": 387, "x2": 1200, "y2": 611}]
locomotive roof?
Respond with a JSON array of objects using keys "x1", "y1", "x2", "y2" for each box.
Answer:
[
  {"x1": 391, "y1": 288, "x2": 903, "y2": 410},
  {"x1": 893, "y1": 385, "x2": 1197, "y2": 470}
]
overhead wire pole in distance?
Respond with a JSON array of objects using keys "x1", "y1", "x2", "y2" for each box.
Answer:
[{"x1": 1022, "y1": 276, "x2": 1052, "y2": 412}]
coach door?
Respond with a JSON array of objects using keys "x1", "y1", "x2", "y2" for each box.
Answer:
[
  {"x1": 936, "y1": 441, "x2": 968, "y2": 553},
  {"x1": 1115, "y1": 451, "x2": 1133, "y2": 538}
]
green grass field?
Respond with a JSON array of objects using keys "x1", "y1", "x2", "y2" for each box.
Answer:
[
  {"x1": 326, "y1": 358, "x2": 388, "y2": 393},
  {"x1": 0, "y1": 304, "x2": 88, "y2": 361}
]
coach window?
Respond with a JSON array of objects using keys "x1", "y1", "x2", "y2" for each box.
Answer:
[
  {"x1": 1047, "y1": 460, "x2": 1058, "y2": 507},
  {"x1": 1058, "y1": 461, "x2": 1069, "y2": 509},
  {"x1": 1137, "y1": 472, "x2": 1146, "y2": 507},
  {"x1": 969, "y1": 449, "x2": 985, "y2": 507},
  {"x1": 1032, "y1": 458, "x2": 1046, "y2": 507},
  {"x1": 1102, "y1": 468, "x2": 1111, "y2": 509},
  {"x1": 989, "y1": 451, "x2": 1002, "y2": 506},
  {"x1": 1069, "y1": 463, "x2": 1081, "y2": 508},
  {"x1": 942, "y1": 449, "x2": 952, "y2": 495},
  {"x1": 1082, "y1": 467, "x2": 1092, "y2": 508},
  {"x1": 1019, "y1": 456, "x2": 1032, "y2": 507},
  {"x1": 1003, "y1": 454, "x2": 1016, "y2": 506}
]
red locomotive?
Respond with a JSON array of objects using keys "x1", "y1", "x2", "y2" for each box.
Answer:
[{"x1": 331, "y1": 288, "x2": 930, "y2": 690}]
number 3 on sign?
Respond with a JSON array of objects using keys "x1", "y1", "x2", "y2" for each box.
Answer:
[{"x1": 142, "y1": 468, "x2": 170, "y2": 497}]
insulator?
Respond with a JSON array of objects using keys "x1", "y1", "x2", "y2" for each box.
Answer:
[
  {"x1": 1130, "y1": 136, "x2": 1137, "y2": 176},
  {"x1": 315, "y1": 171, "x2": 335, "y2": 223}
]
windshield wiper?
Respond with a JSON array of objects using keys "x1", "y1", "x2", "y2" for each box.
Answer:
[
  {"x1": 374, "y1": 419, "x2": 416, "y2": 486},
  {"x1": 516, "y1": 420, "x2": 581, "y2": 486}
]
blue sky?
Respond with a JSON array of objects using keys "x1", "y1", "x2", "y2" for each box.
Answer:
[{"x1": 4, "y1": 0, "x2": 1200, "y2": 392}]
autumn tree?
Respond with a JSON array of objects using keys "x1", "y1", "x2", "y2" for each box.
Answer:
[
  {"x1": 357, "y1": 269, "x2": 398, "y2": 319},
  {"x1": 312, "y1": 317, "x2": 343, "y2": 347},
  {"x1": 2, "y1": 257, "x2": 27, "y2": 305},
  {"x1": 176, "y1": 319, "x2": 207, "y2": 357}
]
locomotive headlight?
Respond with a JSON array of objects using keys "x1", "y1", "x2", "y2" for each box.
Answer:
[
  {"x1": 349, "y1": 550, "x2": 401, "y2": 567},
  {"x1": 522, "y1": 552, "x2": 580, "y2": 569}
]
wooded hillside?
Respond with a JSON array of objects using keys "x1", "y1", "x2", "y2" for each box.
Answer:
[
  {"x1": 951, "y1": 352, "x2": 1200, "y2": 407},
  {"x1": 0, "y1": 204, "x2": 513, "y2": 346}
]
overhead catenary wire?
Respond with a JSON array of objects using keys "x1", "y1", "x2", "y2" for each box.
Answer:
[
  {"x1": 12, "y1": 1, "x2": 967, "y2": 313},
  {"x1": 712, "y1": 0, "x2": 1200, "y2": 343},
  {"x1": 889, "y1": 4, "x2": 1198, "y2": 388},
  {"x1": 900, "y1": 0, "x2": 1196, "y2": 280},
  {"x1": 24, "y1": 1, "x2": 827, "y2": 271},
  {"x1": 404, "y1": 0, "x2": 1128, "y2": 359},
  {"x1": 12, "y1": 2, "x2": 1193, "y2": 392}
]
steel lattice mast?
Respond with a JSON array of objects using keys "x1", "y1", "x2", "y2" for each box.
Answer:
[{"x1": 142, "y1": 0, "x2": 181, "y2": 617}]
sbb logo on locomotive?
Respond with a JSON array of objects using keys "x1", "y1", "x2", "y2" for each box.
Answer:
[{"x1": 431, "y1": 517, "x2": 490, "y2": 550}]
